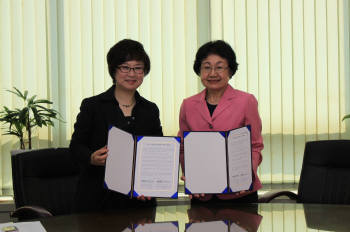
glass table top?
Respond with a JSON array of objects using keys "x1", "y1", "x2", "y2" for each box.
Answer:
[{"x1": 20, "y1": 202, "x2": 349, "y2": 232}]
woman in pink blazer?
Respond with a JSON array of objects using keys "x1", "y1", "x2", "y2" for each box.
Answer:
[{"x1": 178, "y1": 40, "x2": 263, "y2": 203}]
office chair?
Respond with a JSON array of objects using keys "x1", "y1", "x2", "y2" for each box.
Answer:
[
  {"x1": 259, "y1": 140, "x2": 350, "y2": 204},
  {"x1": 11, "y1": 148, "x2": 80, "y2": 219}
]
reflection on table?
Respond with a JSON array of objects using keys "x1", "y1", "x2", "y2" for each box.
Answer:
[
  {"x1": 2, "y1": 202, "x2": 350, "y2": 232},
  {"x1": 185, "y1": 204, "x2": 262, "y2": 232}
]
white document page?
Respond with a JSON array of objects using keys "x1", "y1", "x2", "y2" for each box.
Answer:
[
  {"x1": 227, "y1": 127, "x2": 252, "y2": 192},
  {"x1": 133, "y1": 137, "x2": 180, "y2": 198},
  {"x1": 185, "y1": 221, "x2": 228, "y2": 232},
  {"x1": 0, "y1": 222, "x2": 46, "y2": 232},
  {"x1": 105, "y1": 126, "x2": 134, "y2": 195},
  {"x1": 230, "y1": 222, "x2": 247, "y2": 232},
  {"x1": 134, "y1": 222, "x2": 178, "y2": 232},
  {"x1": 184, "y1": 132, "x2": 227, "y2": 194}
]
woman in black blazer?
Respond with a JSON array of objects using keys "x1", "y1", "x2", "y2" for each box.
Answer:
[{"x1": 70, "y1": 39, "x2": 163, "y2": 212}]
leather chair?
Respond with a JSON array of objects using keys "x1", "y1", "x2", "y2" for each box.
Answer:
[
  {"x1": 11, "y1": 148, "x2": 79, "y2": 219},
  {"x1": 259, "y1": 140, "x2": 350, "y2": 204}
]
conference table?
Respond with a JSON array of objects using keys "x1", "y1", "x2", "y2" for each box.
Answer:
[{"x1": 1, "y1": 202, "x2": 348, "y2": 232}]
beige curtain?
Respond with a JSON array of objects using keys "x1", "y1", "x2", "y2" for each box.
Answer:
[
  {"x1": 209, "y1": 0, "x2": 350, "y2": 183},
  {"x1": 1, "y1": 0, "x2": 349, "y2": 193}
]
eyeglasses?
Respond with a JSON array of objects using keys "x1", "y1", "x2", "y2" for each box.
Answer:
[
  {"x1": 118, "y1": 65, "x2": 144, "y2": 74},
  {"x1": 200, "y1": 66, "x2": 229, "y2": 74}
]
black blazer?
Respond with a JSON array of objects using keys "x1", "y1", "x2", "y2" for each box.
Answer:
[{"x1": 69, "y1": 85, "x2": 163, "y2": 212}]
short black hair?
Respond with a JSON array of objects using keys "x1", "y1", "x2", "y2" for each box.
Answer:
[
  {"x1": 193, "y1": 40, "x2": 238, "y2": 78},
  {"x1": 107, "y1": 39, "x2": 151, "y2": 83}
]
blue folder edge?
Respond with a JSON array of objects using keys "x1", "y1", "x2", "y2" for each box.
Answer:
[
  {"x1": 103, "y1": 181, "x2": 108, "y2": 189},
  {"x1": 133, "y1": 190, "x2": 139, "y2": 197},
  {"x1": 127, "y1": 190, "x2": 132, "y2": 197},
  {"x1": 220, "y1": 131, "x2": 226, "y2": 138},
  {"x1": 224, "y1": 220, "x2": 229, "y2": 226},
  {"x1": 247, "y1": 124, "x2": 252, "y2": 191},
  {"x1": 175, "y1": 137, "x2": 181, "y2": 143},
  {"x1": 171, "y1": 221, "x2": 179, "y2": 228},
  {"x1": 133, "y1": 224, "x2": 139, "y2": 229},
  {"x1": 171, "y1": 192, "x2": 178, "y2": 199},
  {"x1": 183, "y1": 131, "x2": 190, "y2": 138},
  {"x1": 222, "y1": 187, "x2": 230, "y2": 194},
  {"x1": 185, "y1": 223, "x2": 192, "y2": 230},
  {"x1": 246, "y1": 124, "x2": 251, "y2": 131},
  {"x1": 136, "y1": 136, "x2": 143, "y2": 142},
  {"x1": 108, "y1": 125, "x2": 113, "y2": 130},
  {"x1": 248, "y1": 181, "x2": 253, "y2": 191},
  {"x1": 185, "y1": 187, "x2": 192, "y2": 194}
]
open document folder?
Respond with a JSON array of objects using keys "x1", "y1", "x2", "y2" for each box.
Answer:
[
  {"x1": 184, "y1": 126, "x2": 253, "y2": 195},
  {"x1": 104, "y1": 126, "x2": 180, "y2": 198}
]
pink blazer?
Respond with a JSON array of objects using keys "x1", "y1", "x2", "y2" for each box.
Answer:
[{"x1": 178, "y1": 84, "x2": 264, "y2": 200}]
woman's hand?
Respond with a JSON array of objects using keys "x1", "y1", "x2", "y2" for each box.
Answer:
[
  {"x1": 137, "y1": 195, "x2": 152, "y2": 201},
  {"x1": 181, "y1": 175, "x2": 205, "y2": 199},
  {"x1": 90, "y1": 146, "x2": 108, "y2": 166}
]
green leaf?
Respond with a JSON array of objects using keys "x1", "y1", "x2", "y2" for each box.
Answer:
[
  {"x1": 18, "y1": 107, "x2": 28, "y2": 124},
  {"x1": 27, "y1": 95, "x2": 37, "y2": 105},
  {"x1": 23, "y1": 90, "x2": 28, "y2": 100},
  {"x1": 34, "y1": 99, "x2": 53, "y2": 104},
  {"x1": 3, "y1": 131, "x2": 21, "y2": 137},
  {"x1": 32, "y1": 107, "x2": 43, "y2": 127},
  {"x1": 343, "y1": 114, "x2": 350, "y2": 121},
  {"x1": 35, "y1": 105, "x2": 52, "y2": 111},
  {"x1": 7, "y1": 87, "x2": 25, "y2": 100}
]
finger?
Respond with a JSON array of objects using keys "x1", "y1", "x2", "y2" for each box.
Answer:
[
  {"x1": 194, "y1": 194, "x2": 200, "y2": 198},
  {"x1": 95, "y1": 149, "x2": 105, "y2": 156},
  {"x1": 181, "y1": 176, "x2": 186, "y2": 181},
  {"x1": 138, "y1": 195, "x2": 145, "y2": 201},
  {"x1": 95, "y1": 154, "x2": 108, "y2": 162},
  {"x1": 96, "y1": 147, "x2": 108, "y2": 155},
  {"x1": 200, "y1": 193, "x2": 205, "y2": 197},
  {"x1": 188, "y1": 194, "x2": 193, "y2": 199},
  {"x1": 99, "y1": 154, "x2": 108, "y2": 160},
  {"x1": 147, "y1": 197, "x2": 151, "y2": 201}
]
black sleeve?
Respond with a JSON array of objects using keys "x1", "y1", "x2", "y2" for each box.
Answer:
[{"x1": 69, "y1": 98, "x2": 94, "y2": 168}]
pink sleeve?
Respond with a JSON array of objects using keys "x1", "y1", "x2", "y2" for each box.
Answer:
[{"x1": 245, "y1": 95, "x2": 264, "y2": 178}]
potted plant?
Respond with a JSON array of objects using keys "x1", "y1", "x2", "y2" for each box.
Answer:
[{"x1": 0, "y1": 87, "x2": 61, "y2": 150}]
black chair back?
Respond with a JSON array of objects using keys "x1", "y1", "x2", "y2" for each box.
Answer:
[
  {"x1": 11, "y1": 148, "x2": 79, "y2": 215},
  {"x1": 298, "y1": 140, "x2": 350, "y2": 204}
]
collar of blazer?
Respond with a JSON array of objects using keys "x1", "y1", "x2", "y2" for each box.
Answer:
[{"x1": 193, "y1": 84, "x2": 238, "y2": 123}]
